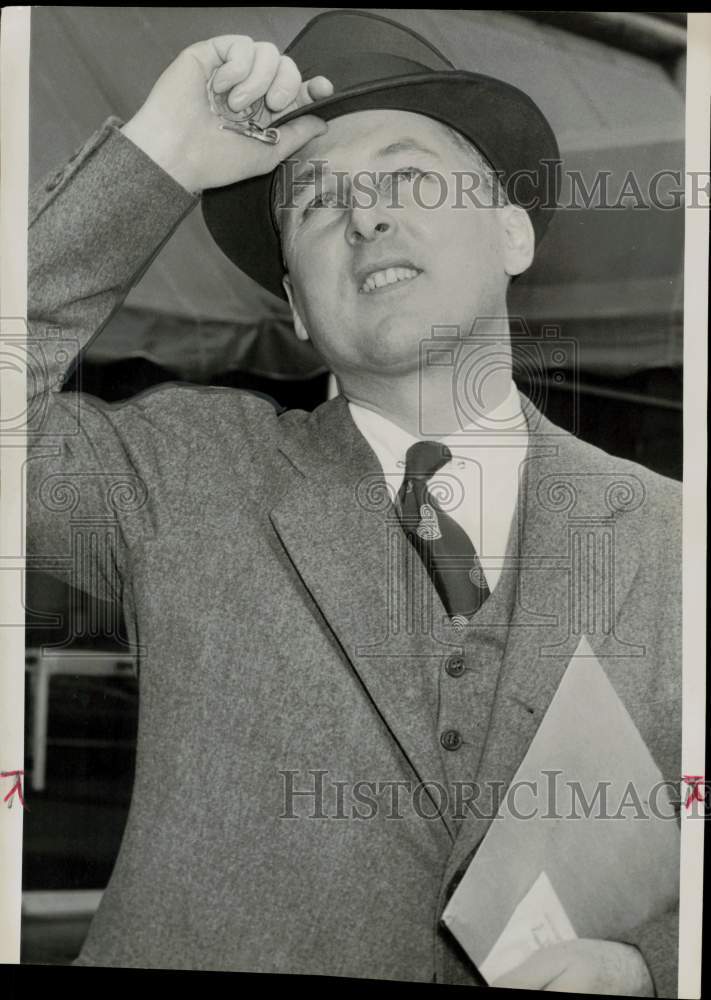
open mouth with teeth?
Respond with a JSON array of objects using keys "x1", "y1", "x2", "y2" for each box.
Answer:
[{"x1": 359, "y1": 267, "x2": 422, "y2": 294}]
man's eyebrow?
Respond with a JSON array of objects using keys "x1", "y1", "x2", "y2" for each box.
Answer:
[
  {"x1": 286, "y1": 163, "x2": 335, "y2": 203},
  {"x1": 282, "y1": 139, "x2": 442, "y2": 210},
  {"x1": 292, "y1": 164, "x2": 320, "y2": 188},
  {"x1": 287, "y1": 140, "x2": 439, "y2": 190}
]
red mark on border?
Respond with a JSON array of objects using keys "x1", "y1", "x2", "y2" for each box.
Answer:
[
  {"x1": 682, "y1": 774, "x2": 705, "y2": 810},
  {"x1": 1, "y1": 770, "x2": 27, "y2": 810}
]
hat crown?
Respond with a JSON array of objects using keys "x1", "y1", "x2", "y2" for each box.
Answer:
[{"x1": 286, "y1": 10, "x2": 455, "y2": 88}]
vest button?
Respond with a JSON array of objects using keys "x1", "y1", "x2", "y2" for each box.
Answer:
[
  {"x1": 445, "y1": 655, "x2": 465, "y2": 677},
  {"x1": 440, "y1": 729, "x2": 462, "y2": 751}
]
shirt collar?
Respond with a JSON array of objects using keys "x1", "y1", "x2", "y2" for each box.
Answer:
[{"x1": 348, "y1": 380, "x2": 525, "y2": 485}]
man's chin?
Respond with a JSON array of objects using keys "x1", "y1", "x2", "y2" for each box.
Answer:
[
  {"x1": 355, "y1": 332, "x2": 427, "y2": 374},
  {"x1": 366, "y1": 309, "x2": 434, "y2": 343}
]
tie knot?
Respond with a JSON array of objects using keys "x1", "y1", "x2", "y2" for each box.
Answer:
[{"x1": 403, "y1": 440, "x2": 452, "y2": 482}]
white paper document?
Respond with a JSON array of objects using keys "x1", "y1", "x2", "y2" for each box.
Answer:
[
  {"x1": 479, "y1": 871, "x2": 577, "y2": 983},
  {"x1": 441, "y1": 636, "x2": 680, "y2": 981}
]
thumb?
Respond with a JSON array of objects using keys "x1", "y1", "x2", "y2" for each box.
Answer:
[{"x1": 271, "y1": 115, "x2": 329, "y2": 162}]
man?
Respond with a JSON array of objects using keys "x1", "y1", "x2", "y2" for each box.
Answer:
[{"x1": 27, "y1": 10, "x2": 680, "y2": 994}]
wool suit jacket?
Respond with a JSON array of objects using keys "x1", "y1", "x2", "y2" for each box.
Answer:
[{"x1": 25, "y1": 118, "x2": 682, "y2": 994}]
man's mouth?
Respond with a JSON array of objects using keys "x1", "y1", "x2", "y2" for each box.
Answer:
[{"x1": 359, "y1": 266, "x2": 422, "y2": 294}]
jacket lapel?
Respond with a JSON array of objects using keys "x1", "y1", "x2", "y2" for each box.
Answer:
[
  {"x1": 269, "y1": 394, "x2": 459, "y2": 840},
  {"x1": 442, "y1": 396, "x2": 644, "y2": 883}
]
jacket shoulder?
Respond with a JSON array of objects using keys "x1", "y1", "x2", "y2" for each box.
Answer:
[
  {"x1": 546, "y1": 421, "x2": 682, "y2": 546},
  {"x1": 112, "y1": 382, "x2": 307, "y2": 450},
  {"x1": 566, "y1": 429, "x2": 680, "y2": 517}
]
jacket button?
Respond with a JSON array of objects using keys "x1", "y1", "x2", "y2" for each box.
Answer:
[
  {"x1": 445, "y1": 655, "x2": 465, "y2": 677},
  {"x1": 45, "y1": 169, "x2": 64, "y2": 192},
  {"x1": 440, "y1": 729, "x2": 462, "y2": 751}
]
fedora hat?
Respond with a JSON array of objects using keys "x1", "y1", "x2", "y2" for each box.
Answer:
[{"x1": 201, "y1": 9, "x2": 560, "y2": 300}]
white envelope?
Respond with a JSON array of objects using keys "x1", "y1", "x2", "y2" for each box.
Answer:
[{"x1": 441, "y1": 636, "x2": 680, "y2": 981}]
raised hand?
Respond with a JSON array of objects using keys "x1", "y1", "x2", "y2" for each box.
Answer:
[{"x1": 121, "y1": 34, "x2": 334, "y2": 193}]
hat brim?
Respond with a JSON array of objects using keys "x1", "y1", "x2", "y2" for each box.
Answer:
[{"x1": 201, "y1": 71, "x2": 559, "y2": 301}]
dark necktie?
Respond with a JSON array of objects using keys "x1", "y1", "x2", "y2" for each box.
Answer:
[{"x1": 396, "y1": 440, "x2": 491, "y2": 625}]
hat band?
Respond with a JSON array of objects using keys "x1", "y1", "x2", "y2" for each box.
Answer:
[{"x1": 301, "y1": 52, "x2": 430, "y2": 90}]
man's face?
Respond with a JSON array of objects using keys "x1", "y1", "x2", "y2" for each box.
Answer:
[{"x1": 277, "y1": 109, "x2": 518, "y2": 379}]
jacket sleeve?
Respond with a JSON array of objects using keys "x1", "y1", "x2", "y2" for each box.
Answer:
[{"x1": 26, "y1": 117, "x2": 200, "y2": 599}]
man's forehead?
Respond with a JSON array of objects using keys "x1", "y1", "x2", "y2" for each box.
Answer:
[{"x1": 287, "y1": 108, "x2": 456, "y2": 171}]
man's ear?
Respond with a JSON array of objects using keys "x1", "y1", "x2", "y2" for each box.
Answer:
[
  {"x1": 500, "y1": 205, "x2": 535, "y2": 277},
  {"x1": 282, "y1": 274, "x2": 310, "y2": 343}
]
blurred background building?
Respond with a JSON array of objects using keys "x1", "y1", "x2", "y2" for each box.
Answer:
[{"x1": 23, "y1": 8, "x2": 686, "y2": 963}]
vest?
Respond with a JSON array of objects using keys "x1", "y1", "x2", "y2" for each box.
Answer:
[
  {"x1": 392, "y1": 492, "x2": 522, "y2": 835},
  {"x1": 435, "y1": 552, "x2": 520, "y2": 830}
]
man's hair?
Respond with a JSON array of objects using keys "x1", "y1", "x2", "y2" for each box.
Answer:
[{"x1": 270, "y1": 116, "x2": 508, "y2": 246}]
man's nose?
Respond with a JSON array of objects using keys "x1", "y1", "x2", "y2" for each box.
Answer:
[{"x1": 345, "y1": 202, "x2": 393, "y2": 244}]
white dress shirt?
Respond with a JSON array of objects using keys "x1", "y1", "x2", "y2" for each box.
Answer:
[{"x1": 348, "y1": 382, "x2": 529, "y2": 592}]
